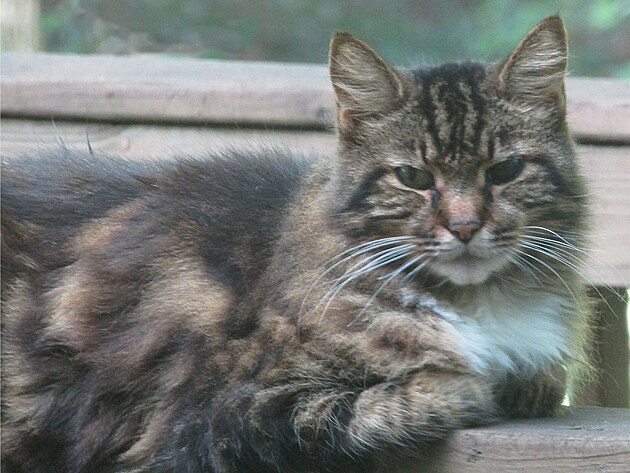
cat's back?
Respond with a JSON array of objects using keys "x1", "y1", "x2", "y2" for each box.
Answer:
[
  {"x1": 1, "y1": 146, "x2": 315, "y2": 282},
  {"x1": 1, "y1": 146, "x2": 312, "y2": 229}
]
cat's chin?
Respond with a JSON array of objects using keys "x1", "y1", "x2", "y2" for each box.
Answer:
[{"x1": 430, "y1": 255, "x2": 509, "y2": 286}]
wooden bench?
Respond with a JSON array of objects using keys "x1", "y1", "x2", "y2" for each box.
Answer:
[{"x1": 1, "y1": 52, "x2": 629, "y2": 471}]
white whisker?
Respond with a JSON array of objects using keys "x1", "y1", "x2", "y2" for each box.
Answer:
[
  {"x1": 498, "y1": 247, "x2": 544, "y2": 286},
  {"x1": 316, "y1": 248, "x2": 413, "y2": 321},
  {"x1": 327, "y1": 244, "x2": 415, "y2": 284},
  {"x1": 519, "y1": 240, "x2": 620, "y2": 313},
  {"x1": 350, "y1": 254, "x2": 429, "y2": 325},
  {"x1": 512, "y1": 248, "x2": 577, "y2": 301},
  {"x1": 299, "y1": 236, "x2": 414, "y2": 318},
  {"x1": 524, "y1": 225, "x2": 589, "y2": 241},
  {"x1": 522, "y1": 234, "x2": 590, "y2": 257},
  {"x1": 522, "y1": 231, "x2": 626, "y2": 300},
  {"x1": 520, "y1": 241, "x2": 583, "y2": 274},
  {"x1": 401, "y1": 252, "x2": 436, "y2": 284}
]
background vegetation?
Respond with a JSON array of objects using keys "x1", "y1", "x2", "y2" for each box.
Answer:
[{"x1": 38, "y1": 0, "x2": 630, "y2": 78}]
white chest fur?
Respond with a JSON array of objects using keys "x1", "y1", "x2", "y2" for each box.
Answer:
[{"x1": 403, "y1": 285, "x2": 573, "y2": 378}]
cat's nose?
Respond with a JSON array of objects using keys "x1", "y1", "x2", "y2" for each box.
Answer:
[{"x1": 447, "y1": 219, "x2": 482, "y2": 243}]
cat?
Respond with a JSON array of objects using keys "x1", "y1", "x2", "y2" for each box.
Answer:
[{"x1": 1, "y1": 16, "x2": 592, "y2": 473}]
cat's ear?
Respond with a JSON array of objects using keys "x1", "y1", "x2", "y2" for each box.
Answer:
[
  {"x1": 497, "y1": 16, "x2": 568, "y2": 111},
  {"x1": 329, "y1": 33, "x2": 405, "y2": 133}
]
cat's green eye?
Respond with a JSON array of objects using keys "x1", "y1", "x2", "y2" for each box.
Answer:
[
  {"x1": 395, "y1": 166, "x2": 434, "y2": 190},
  {"x1": 486, "y1": 157, "x2": 525, "y2": 185}
]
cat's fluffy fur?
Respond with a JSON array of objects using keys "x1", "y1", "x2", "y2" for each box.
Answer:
[{"x1": 1, "y1": 17, "x2": 592, "y2": 473}]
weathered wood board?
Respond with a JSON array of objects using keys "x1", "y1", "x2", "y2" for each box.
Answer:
[
  {"x1": 2, "y1": 53, "x2": 630, "y2": 142},
  {"x1": 399, "y1": 407, "x2": 630, "y2": 473}
]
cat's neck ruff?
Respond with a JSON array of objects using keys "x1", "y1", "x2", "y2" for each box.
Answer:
[{"x1": 402, "y1": 281, "x2": 573, "y2": 379}]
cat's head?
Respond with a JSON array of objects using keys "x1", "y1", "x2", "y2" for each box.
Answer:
[{"x1": 328, "y1": 16, "x2": 588, "y2": 287}]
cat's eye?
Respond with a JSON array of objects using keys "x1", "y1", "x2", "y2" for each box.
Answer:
[
  {"x1": 395, "y1": 166, "x2": 434, "y2": 190},
  {"x1": 486, "y1": 157, "x2": 525, "y2": 185}
]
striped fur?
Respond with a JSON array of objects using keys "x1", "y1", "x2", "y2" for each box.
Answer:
[{"x1": 1, "y1": 17, "x2": 591, "y2": 473}]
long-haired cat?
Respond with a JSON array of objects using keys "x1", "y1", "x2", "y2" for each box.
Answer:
[{"x1": 1, "y1": 16, "x2": 591, "y2": 473}]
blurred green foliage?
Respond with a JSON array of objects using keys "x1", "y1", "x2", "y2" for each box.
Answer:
[{"x1": 40, "y1": 0, "x2": 630, "y2": 77}]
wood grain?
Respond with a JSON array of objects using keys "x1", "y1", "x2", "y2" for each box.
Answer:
[
  {"x1": 566, "y1": 78, "x2": 630, "y2": 143},
  {"x1": 396, "y1": 407, "x2": 630, "y2": 473},
  {"x1": 577, "y1": 145, "x2": 630, "y2": 287},
  {"x1": 2, "y1": 119, "x2": 628, "y2": 286},
  {"x1": 0, "y1": 53, "x2": 333, "y2": 127},
  {"x1": 2, "y1": 53, "x2": 630, "y2": 142}
]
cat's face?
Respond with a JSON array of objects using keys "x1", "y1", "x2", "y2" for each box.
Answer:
[{"x1": 329, "y1": 17, "x2": 587, "y2": 286}]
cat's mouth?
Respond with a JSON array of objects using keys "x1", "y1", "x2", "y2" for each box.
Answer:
[{"x1": 428, "y1": 243, "x2": 510, "y2": 286}]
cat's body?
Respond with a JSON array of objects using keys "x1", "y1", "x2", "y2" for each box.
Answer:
[{"x1": 1, "y1": 17, "x2": 591, "y2": 473}]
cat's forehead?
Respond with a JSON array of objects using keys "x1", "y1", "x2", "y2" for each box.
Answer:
[
  {"x1": 410, "y1": 62, "x2": 489, "y2": 93},
  {"x1": 404, "y1": 62, "x2": 495, "y2": 166}
]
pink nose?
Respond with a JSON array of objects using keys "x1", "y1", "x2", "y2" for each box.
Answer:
[{"x1": 447, "y1": 219, "x2": 481, "y2": 243}]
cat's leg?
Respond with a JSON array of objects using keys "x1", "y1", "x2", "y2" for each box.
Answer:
[
  {"x1": 494, "y1": 367, "x2": 567, "y2": 418},
  {"x1": 244, "y1": 368, "x2": 494, "y2": 472},
  {"x1": 293, "y1": 370, "x2": 491, "y2": 459},
  {"x1": 242, "y1": 307, "x2": 497, "y2": 470}
]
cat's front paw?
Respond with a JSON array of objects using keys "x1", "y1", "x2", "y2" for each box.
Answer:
[{"x1": 294, "y1": 371, "x2": 496, "y2": 460}]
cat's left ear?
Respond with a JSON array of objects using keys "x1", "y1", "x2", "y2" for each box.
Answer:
[
  {"x1": 497, "y1": 16, "x2": 568, "y2": 111},
  {"x1": 329, "y1": 33, "x2": 406, "y2": 134}
]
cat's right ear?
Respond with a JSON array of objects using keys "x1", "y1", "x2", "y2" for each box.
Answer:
[
  {"x1": 329, "y1": 33, "x2": 405, "y2": 134},
  {"x1": 497, "y1": 16, "x2": 568, "y2": 112}
]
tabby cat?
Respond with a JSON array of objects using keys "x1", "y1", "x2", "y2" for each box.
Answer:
[{"x1": 1, "y1": 16, "x2": 592, "y2": 473}]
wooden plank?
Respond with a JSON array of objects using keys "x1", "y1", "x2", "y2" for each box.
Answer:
[
  {"x1": 2, "y1": 53, "x2": 630, "y2": 142},
  {"x1": 0, "y1": 53, "x2": 333, "y2": 128},
  {"x1": 1, "y1": 119, "x2": 628, "y2": 286},
  {"x1": 0, "y1": 118, "x2": 336, "y2": 158},
  {"x1": 396, "y1": 407, "x2": 630, "y2": 473},
  {"x1": 577, "y1": 145, "x2": 630, "y2": 287},
  {"x1": 566, "y1": 78, "x2": 630, "y2": 144}
]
